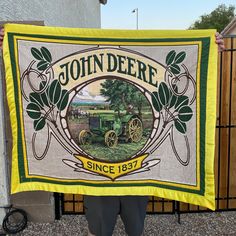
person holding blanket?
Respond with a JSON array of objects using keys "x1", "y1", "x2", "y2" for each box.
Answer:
[{"x1": 0, "y1": 27, "x2": 225, "y2": 236}]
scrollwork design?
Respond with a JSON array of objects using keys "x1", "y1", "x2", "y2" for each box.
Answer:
[
  {"x1": 148, "y1": 50, "x2": 196, "y2": 166},
  {"x1": 21, "y1": 47, "x2": 78, "y2": 160}
]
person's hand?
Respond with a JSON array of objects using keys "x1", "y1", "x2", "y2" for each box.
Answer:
[
  {"x1": 0, "y1": 27, "x2": 4, "y2": 49},
  {"x1": 215, "y1": 32, "x2": 225, "y2": 52}
]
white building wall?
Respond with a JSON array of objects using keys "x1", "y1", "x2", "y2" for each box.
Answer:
[
  {"x1": 0, "y1": 0, "x2": 102, "y2": 223},
  {"x1": 0, "y1": 0, "x2": 101, "y2": 28},
  {"x1": 0, "y1": 55, "x2": 10, "y2": 226}
]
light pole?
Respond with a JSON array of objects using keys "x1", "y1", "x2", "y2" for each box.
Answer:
[{"x1": 132, "y1": 8, "x2": 138, "y2": 30}]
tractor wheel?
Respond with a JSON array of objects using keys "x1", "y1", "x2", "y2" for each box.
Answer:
[
  {"x1": 78, "y1": 130, "x2": 92, "y2": 145},
  {"x1": 127, "y1": 118, "x2": 143, "y2": 143},
  {"x1": 105, "y1": 130, "x2": 118, "y2": 148}
]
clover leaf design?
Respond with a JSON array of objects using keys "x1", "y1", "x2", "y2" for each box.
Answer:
[
  {"x1": 26, "y1": 80, "x2": 70, "y2": 131},
  {"x1": 25, "y1": 47, "x2": 70, "y2": 131},
  {"x1": 31, "y1": 47, "x2": 52, "y2": 71},
  {"x1": 151, "y1": 82, "x2": 193, "y2": 134},
  {"x1": 166, "y1": 50, "x2": 186, "y2": 75}
]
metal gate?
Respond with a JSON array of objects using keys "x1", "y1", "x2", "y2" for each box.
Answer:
[{"x1": 57, "y1": 35, "x2": 236, "y2": 216}]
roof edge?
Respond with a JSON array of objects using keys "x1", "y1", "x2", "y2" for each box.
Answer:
[{"x1": 221, "y1": 17, "x2": 236, "y2": 35}]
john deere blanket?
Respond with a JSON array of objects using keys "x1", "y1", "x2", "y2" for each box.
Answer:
[{"x1": 3, "y1": 24, "x2": 217, "y2": 210}]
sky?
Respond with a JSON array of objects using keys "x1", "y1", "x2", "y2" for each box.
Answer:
[{"x1": 101, "y1": 0, "x2": 236, "y2": 30}]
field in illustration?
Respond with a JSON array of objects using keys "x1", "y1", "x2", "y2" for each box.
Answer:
[{"x1": 67, "y1": 78, "x2": 153, "y2": 162}]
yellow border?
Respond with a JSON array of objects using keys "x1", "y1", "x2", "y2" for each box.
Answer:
[
  {"x1": 3, "y1": 23, "x2": 217, "y2": 210},
  {"x1": 4, "y1": 23, "x2": 216, "y2": 39},
  {"x1": 204, "y1": 28, "x2": 218, "y2": 210}
]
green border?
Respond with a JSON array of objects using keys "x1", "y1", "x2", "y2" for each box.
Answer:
[{"x1": 7, "y1": 33, "x2": 210, "y2": 195}]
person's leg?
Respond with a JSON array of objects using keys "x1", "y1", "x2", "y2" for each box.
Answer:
[
  {"x1": 120, "y1": 196, "x2": 149, "y2": 236},
  {"x1": 84, "y1": 195, "x2": 120, "y2": 236}
]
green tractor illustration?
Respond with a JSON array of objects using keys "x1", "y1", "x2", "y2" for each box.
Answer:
[{"x1": 78, "y1": 113, "x2": 143, "y2": 148}]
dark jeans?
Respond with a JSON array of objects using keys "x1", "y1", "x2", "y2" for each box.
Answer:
[{"x1": 84, "y1": 195, "x2": 149, "y2": 236}]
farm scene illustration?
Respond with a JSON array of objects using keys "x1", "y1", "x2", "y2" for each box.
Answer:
[{"x1": 67, "y1": 78, "x2": 153, "y2": 162}]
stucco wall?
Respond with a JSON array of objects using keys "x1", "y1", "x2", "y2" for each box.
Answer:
[
  {"x1": 0, "y1": 55, "x2": 10, "y2": 225},
  {"x1": 0, "y1": 0, "x2": 101, "y2": 223},
  {"x1": 0, "y1": 0, "x2": 101, "y2": 28}
]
